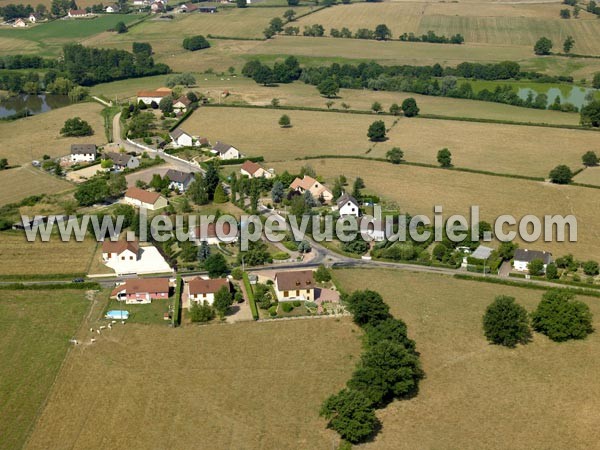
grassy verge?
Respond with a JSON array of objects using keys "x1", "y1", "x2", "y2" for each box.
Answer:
[{"x1": 243, "y1": 272, "x2": 259, "y2": 320}]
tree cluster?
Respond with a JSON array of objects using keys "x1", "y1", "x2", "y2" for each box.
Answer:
[
  {"x1": 241, "y1": 56, "x2": 301, "y2": 86},
  {"x1": 60, "y1": 117, "x2": 93, "y2": 137},
  {"x1": 182, "y1": 35, "x2": 210, "y2": 51}
]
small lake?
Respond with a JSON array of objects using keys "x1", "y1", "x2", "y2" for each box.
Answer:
[
  {"x1": 517, "y1": 86, "x2": 597, "y2": 108},
  {"x1": 0, "y1": 94, "x2": 72, "y2": 119}
]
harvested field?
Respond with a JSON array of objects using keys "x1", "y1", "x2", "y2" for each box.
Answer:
[
  {"x1": 0, "y1": 231, "x2": 97, "y2": 276},
  {"x1": 334, "y1": 268, "x2": 600, "y2": 450},
  {"x1": 0, "y1": 166, "x2": 73, "y2": 207},
  {"x1": 574, "y1": 166, "x2": 600, "y2": 186},
  {"x1": 270, "y1": 159, "x2": 600, "y2": 260},
  {"x1": 0, "y1": 289, "x2": 89, "y2": 450},
  {"x1": 25, "y1": 319, "x2": 361, "y2": 450},
  {"x1": 0, "y1": 102, "x2": 105, "y2": 165}
]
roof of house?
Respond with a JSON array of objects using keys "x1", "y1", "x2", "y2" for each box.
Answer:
[
  {"x1": 70, "y1": 144, "x2": 97, "y2": 155},
  {"x1": 137, "y1": 88, "x2": 172, "y2": 98},
  {"x1": 105, "y1": 151, "x2": 135, "y2": 166},
  {"x1": 111, "y1": 277, "x2": 170, "y2": 296},
  {"x1": 514, "y1": 249, "x2": 553, "y2": 264},
  {"x1": 199, "y1": 137, "x2": 209, "y2": 145},
  {"x1": 102, "y1": 239, "x2": 139, "y2": 255},
  {"x1": 174, "y1": 96, "x2": 192, "y2": 106},
  {"x1": 69, "y1": 9, "x2": 87, "y2": 15},
  {"x1": 170, "y1": 128, "x2": 190, "y2": 140},
  {"x1": 471, "y1": 245, "x2": 494, "y2": 260},
  {"x1": 165, "y1": 169, "x2": 193, "y2": 184},
  {"x1": 212, "y1": 141, "x2": 236, "y2": 155},
  {"x1": 240, "y1": 160, "x2": 262, "y2": 175},
  {"x1": 275, "y1": 270, "x2": 315, "y2": 291},
  {"x1": 290, "y1": 175, "x2": 317, "y2": 191},
  {"x1": 188, "y1": 277, "x2": 229, "y2": 295},
  {"x1": 125, "y1": 187, "x2": 163, "y2": 204},
  {"x1": 336, "y1": 193, "x2": 359, "y2": 209},
  {"x1": 192, "y1": 222, "x2": 234, "y2": 239}
]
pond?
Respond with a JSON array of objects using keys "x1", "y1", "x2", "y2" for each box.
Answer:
[
  {"x1": 0, "y1": 94, "x2": 72, "y2": 119},
  {"x1": 516, "y1": 86, "x2": 597, "y2": 109}
]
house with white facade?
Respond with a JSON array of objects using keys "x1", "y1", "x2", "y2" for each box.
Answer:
[
  {"x1": 104, "y1": 151, "x2": 139, "y2": 171},
  {"x1": 70, "y1": 144, "x2": 97, "y2": 163},
  {"x1": 124, "y1": 187, "x2": 168, "y2": 210},
  {"x1": 102, "y1": 239, "x2": 140, "y2": 262},
  {"x1": 212, "y1": 141, "x2": 241, "y2": 160},
  {"x1": 137, "y1": 87, "x2": 172, "y2": 105},
  {"x1": 173, "y1": 96, "x2": 192, "y2": 113},
  {"x1": 240, "y1": 160, "x2": 273, "y2": 179},
  {"x1": 290, "y1": 175, "x2": 333, "y2": 203},
  {"x1": 187, "y1": 277, "x2": 230, "y2": 306},
  {"x1": 13, "y1": 18, "x2": 27, "y2": 27},
  {"x1": 68, "y1": 9, "x2": 90, "y2": 17},
  {"x1": 335, "y1": 193, "x2": 360, "y2": 217},
  {"x1": 111, "y1": 277, "x2": 170, "y2": 304},
  {"x1": 190, "y1": 222, "x2": 237, "y2": 245},
  {"x1": 513, "y1": 249, "x2": 553, "y2": 273},
  {"x1": 170, "y1": 128, "x2": 194, "y2": 148},
  {"x1": 165, "y1": 169, "x2": 194, "y2": 192},
  {"x1": 274, "y1": 270, "x2": 315, "y2": 302}
]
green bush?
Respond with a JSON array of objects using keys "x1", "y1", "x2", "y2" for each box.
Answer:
[
  {"x1": 272, "y1": 251, "x2": 290, "y2": 260},
  {"x1": 292, "y1": 300, "x2": 301, "y2": 307},
  {"x1": 268, "y1": 305, "x2": 278, "y2": 316},
  {"x1": 482, "y1": 295, "x2": 531, "y2": 347},
  {"x1": 282, "y1": 302, "x2": 294, "y2": 313},
  {"x1": 283, "y1": 240, "x2": 299, "y2": 251},
  {"x1": 531, "y1": 289, "x2": 593, "y2": 341}
]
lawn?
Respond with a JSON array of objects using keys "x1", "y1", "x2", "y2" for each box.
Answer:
[
  {"x1": 0, "y1": 14, "x2": 142, "y2": 57},
  {"x1": 269, "y1": 158, "x2": 600, "y2": 261},
  {"x1": 0, "y1": 101, "x2": 105, "y2": 165},
  {"x1": 104, "y1": 297, "x2": 172, "y2": 325},
  {"x1": 0, "y1": 231, "x2": 97, "y2": 276},
  {"x1": 25, "y1": 318, "x2": 361, "y2": 449},
  {"x1": 0, "y1": 289, "x2": 89, "y2": 450},
  {"x1": 333, "y1": 268, "x2": 600, "y2": 449},
  {"x1": 0, "y1": 167, "x2": 74, "y2": 207}
]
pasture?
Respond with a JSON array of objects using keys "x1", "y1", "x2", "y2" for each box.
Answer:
[
  {"x1": 0, "y1": 167, "x2": 73, "y2": 207},
  {"x1": 0, "y1": 289, "x2": 89, "y2": 450},
  {"x1": 334, "y1": 268, "x2": 600, "y2": 450},
  {"x1": 0, "y1": 231, "x2": 97, "y2": 276},
  {"x1": 0, "y1": 14, "x2": 140, "y2": 57},
  {"x1": 574, "y1": 166, "x2": 600, "y2": 186},
  {"x1": 181, "y1": 105, "x2": 595, "y2": 177},
  {"x1": 25, "y1": 319, "x2": 361, "y2": 450},
  {"x1": 0, "y1": 101, "x2": 105, "y2": 165},
  {"x1": 269, "y1": 158, "x2": 600, "y2": 260}
]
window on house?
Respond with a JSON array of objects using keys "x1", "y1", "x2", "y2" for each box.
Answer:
[{"x1": 284, "y1": 291, "x2": 288, "y2": 297}]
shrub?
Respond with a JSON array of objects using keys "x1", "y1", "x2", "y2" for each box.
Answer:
[
  {"x1": 189, "y1": 301, "x2": 215, "y2": 323},
  {"x1": 367, "y1": 120, "x2": 386, "y2": 142},
  {"x1": 531, "y1": 289, "x2": 593, "y2": 341},
  {"x1": 345, "y1": 290, "x2": 390, "y2": 327},
  {"x1": 583, "y1": 260, "x2": 600, "y2": 276},
  {"x1": 231, "y1": 267, "x2": 243, "y2": 280},
  {"x1": 320, "y1": 389, "x2": 380, "y2": 444},
  {"x1": 315, "y1": 264, "x2": 332, "y2": 282},
  {"x1": 482, "y1": 295, "x2": 531, "y2": 347},
  {"x1": 272, "y1": 251, "x2": 289, "y2": 260},
  {"x1": 282, "y1": 302, "x2": 294, "y2": 313},
  {"x1": 292, "y1": 300, "x2": 301, "y2": 307},
  {"x1": 183, "y1": 35, "x2": 211, "y2": 51},
  {"x1": 549, "y1": 164, "x2": 573, "y2": 184},
  {"x1": 268, "y1": 305, "x2": 278, "y2": 316}
]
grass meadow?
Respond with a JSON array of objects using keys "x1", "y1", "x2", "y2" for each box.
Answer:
[
  {"x1": 0, "y1": 289, "x2": 89, "y2": 450},
  {"x1": 270, "y1": 158, "x2": 600, "y2": 261},
  {"x1": 25, "y1": 319, "x2": 361, "y2": 450},
  {"x1": 334, "y1": 268, "x2": 600, "y2": 449},
  {"x1": 0, "y1": 167, "x2": 73, "y2": 207},
  {"x1": 574, "y1": 166, "x2": 600, "y2": 186}
]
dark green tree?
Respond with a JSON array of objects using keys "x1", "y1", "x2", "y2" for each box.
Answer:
[
  {"x1": 531, "y1": 289, "x2": 593, "y2": 341},
  {"x1": 545, "y1": 263, "x2": 558, "y2": 280},
  {"x1": 315, "y1": 264, "x2": 332, "y2": 282},
  {"x1": 549, "y1": 164, "x2": 573, "y2": 184},
  {"x1": 437, "y1": 148, "x2": 452, "y2": 167},
  {"x1": 182, "y1": 35, "x2": 210, "y2": 51},
  {"x1": 528, "y1": 258, "x2": 545, "y2": 276},
  {"x1": 582, "y1": 151, "x2": 599, "y2": 166},
  {"x1": 583, "y1": 260, "x2": 600, "y2": 275},
  {"x1": 483, "y1": 295, "x2": 531, "y2": 347},
  {"x1": 563, "y1": 35, "x2": 575, "y2": 53},
  {"x1": 204, "y1": 253, "x2": 229, "y2": 278},
  {"x1": 278, "y1": 114, "x2": 291, "y2": 128},
  {"x1": 401, "y1": 97, "x2": 419, "y2": 117},
  {"x1": 374, "y1": 24, "x2": 391, "y2": 40},
  {"x1": 345, "y1": 290, "x2": 390, "y2": 327},
  {"x1": 271, "y1": 180, "x2": 284, "y2": 203},
  {"x1": 385, "y1": 147, "x2": 404, "y2": 164},
  {"x1": 115, "y1": 21, "x2": 127, "y2": 34},
  {"x1": 389, "y1": 103, "x2": 401, "y2": 115},
  {"x1": 367, "y1": 120, "x2": 386, "y2": 141},
  {"x1": 580, "y1": 101, "x2": 600, "y2": 127},
  {"x1": 189, "y1": 301, "x2": 215, "y2": 323},
  {"x1": 198, "y1": 240, "x2": 211, "y2": 262},
  {"x1": 236, "y1": 0, "x2": 247, "y2": 7},
  {"x1": 213, "y1": 285, "x2": 233, "y2": 319},
  {"x1": 60, "y1": 117, "x2": 93, "y2": 137},
  {"x1": 534, "y1": 37, "x2": 553, "y2": 55},
  {"x1": 320, "y1": 389, "x2": 379, "y2": 444},
  {"x1": 317, "y1": 78, "x2": 339, "y2": 98}
]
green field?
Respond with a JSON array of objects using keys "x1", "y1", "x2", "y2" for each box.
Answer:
[
  {"x1": 334, "y1": 268, "x2": 600, "y2": 449},
  {"x1": 0, "y1": 289, "x2": 89, "y2": 450},
  {"x1": 0, "y1": 167, "x2": 74, "y2": 208},
  {"x1": 0, "y1": 14, "x2": 142, "y2": 56}
]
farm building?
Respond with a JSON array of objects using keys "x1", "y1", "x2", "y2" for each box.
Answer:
[
  {"x1": 165, "y1": 169, "x2": 194, "y2": 192},
  {"x1": 290, "y1": 175, "x2": 333, "y2": 203},
  {"x1": 124, "y1": 187, "x2": 168, "y2": 210},
  {"x1": 212, "y1": 141, "x2": 241, "y2": 160},
  {"x1": 274, "y1": 270, "x2": 315, "y2": 302},
  {"x1": 240, "y1": 160, "x2": 273, "y2": 179},
  {"x1": 187, "y1": 277, "x2": 230, "y2": 306},
  {"x1": 70, "y1": 144, "x2": 97, "y2": 163},
  {"x1": 513, "y1": 249, "x2": 553, "y2": 273},
  {"x1": 137, "y1": 87, "x2": 172, "y2": 105},
  {"x1": 111, "y1": 277, "x2": 170, "y2": 304}
]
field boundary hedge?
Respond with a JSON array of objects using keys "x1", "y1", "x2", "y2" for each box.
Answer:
[
  {"x1": 172, "y1": 275, "x2": 182, "y2": 327},
  {"x1": 243, "y1": 272, "x2": 259, "y2": 320},
  {"x1": 0, "y1": 282, "x2": 100, "y2": 290}
]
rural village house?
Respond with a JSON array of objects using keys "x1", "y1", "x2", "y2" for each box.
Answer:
[
  {"x1": 137, "y1": 87, "x2": 172, "y2": 105},
  {"x1": 173, "y1": 96, "x2": 191, "y2": 113},
  {"x1": 240, "y1": 160, "x2": 274, "y2": 179},
  {"x1": 187, "y1": 277, "x2": 230, "y2": 306},
  {"x1": 290, "y1": 175, "x2": 334, "y2": 203},
  {"x1": 68, "y1": 9, "x2": 90, "y2": 17},
  {"x1": 212, "y1": 141, "x2": 241, "y2": 160},
  {"x1": 124, "y1": 187, "x2": 168, "y2": 210},
  {"x1": 13, "y1": 18, "x2": 27, "y2": 27},
  {"x1": 335, "y1": 193, "x2": 360, "y2": 217},
  {"x1": 28, "y1": 13, "x2": 42, "y2": 22},
  {"x1": 70, "y1": 144, "x2": 97, "y2": 163},
  {"x1": 513, "y1": 249, "x2": 553, "y2": 273},
  {"x1": 102, "y1": 239, "x2": 140, "y2": 262},
  {"x1": 111, "y1": 277, "x2": 170, "y2": 304},
  {"x1": 170, "y1": 128, "x2": 194, "y2": 147},
  {"x1": 104, "y1": 152, "x2": 140, "y2": 170},
  {"x1": 274, "y1": 270, "x2": 315, "y2": 302},
  {"x1": 165, "y1": 169, "x2": 194, "y2": 192},
  {"x1": 190, "y1": 222, "x2": 238, "y2": 245}
]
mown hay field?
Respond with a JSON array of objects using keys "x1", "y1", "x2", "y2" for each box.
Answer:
[
  {"x1": 25, "y1": 319, "x2": 361, "y2": 450},
  {"x1": 0, "y1": 289, "x2": 89, "y2": 450},
  {"x1": 574, "y1": 166, "x2": 600, "y2": 186},
  {"x1": 334, "y1": 268, "x2": 600, "y2": 450},
  {"x1": 0, "y1": 102, "x2": 105, "y2": 165},
  {"x1": 270, "y1": 159, "x2": 600, "y2": 260},
  {"x1": 0, "y1": 167, "x2": 73, "y2": 207},
  {"x1": 0, "y1": 231, "x2": 97, "y2": 276},
  {"x1": 182, "y1": 106, "x2": 594, "y2": 177}
]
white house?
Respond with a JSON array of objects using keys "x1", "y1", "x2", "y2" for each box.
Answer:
[
  {"x1": 173, "y1": 96, "x2": 192, "y2": 113},
  {"x1": 68, "y1": 9, "x2": 89, "y2": 17},
  {"x1": 165, "y1": 169, "x2": 194, "y2": 192},
  {"x1": 102, "y1": 239, "x2": 140, "y2": 262},
  {"x1": 137, "y1": 87, "x2": 172, "y2": 105},
  {"x1": 274, "y1": 270, "x2": 315, "y2": 302},
  {"x1": 105, "y1": 151, "x2": 139, "y2": 171},
  {"x1": 13, "y1": 18, "x2": 27, "y2": 27},
  {"x1": 111, "y1": 277, "x2": 170, "y2": 304},
  {"x1": 28, "y1": 13, "x2": 42, "y2": 22},
  {"x1": 335, "y1": 193, "x2": 360, "y2": 217},
  {"x1": 105, "y1": 4, "x2": 120, "y2": 12},
  {"x1": 290, "y1": 175, "x2": 334, "y2": 203},
  {"x1": 170, "y1": 128, "x2": 194, "y2": 148},
  {"x1": 212, "y1": 141, "x2": 241, "y2": 160},
  {"x1": 70, "y1": 144, "x2": 97, "y2": 163},
  {"x1": 240, "y1": 160, "x2": 273, "y2": 179},
  {"x1": 124, "y1": 187, "x2": 168, "y2": 210},
  {"x1": 187, "y1": 277, "x2": 230, "y2": 306},
  {"x1": 513, "y1": 249, "x2": 553, "y2": 273},
  {"x1": 190, "y1": 222, "x2": 238, "y2": 245}
]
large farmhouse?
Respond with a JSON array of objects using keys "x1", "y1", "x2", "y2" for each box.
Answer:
[
  {"x1": 274, "y1": 270, "x2": 315, "y2": 302},
  {"x1": 124, "y1": 187, "x2": 168, "y2": 210},
  {"x1": 70, "y1": 144, "x2": 97, "y2": 163}
]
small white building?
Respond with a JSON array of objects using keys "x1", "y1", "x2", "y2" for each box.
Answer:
[
  {"x1": 70, "y1": 144, "x2": 97, "y2": 163},
  {"x1": 513, "y1": 249, "x2": 553, "y2": 273},
  {"x1": 170, "y1": 128, "x2": 194, "y2": 148},
  {"x1": 274, "y1": 270, "x2": 315, "y2": 302},
  {"x1": 124, "y1": 187, "x2": 168, "y2": 210},
  {"x1": 137, "y1": 87, "x2": 172, "y2": 105},
  {"x1": 240, "y1": 160, "x2": 273, "y2": 179},
  {"x1": 335, "y1": 193, "x2": 360, "y2": 217},
  {"x1": 212, "y1": 141, "x2": 241, "y2": 160},
  {"x1": 187, "y1": 277, "x2": 230, "y2": 306},
  {"x1": 13, "y1": 18, "x2": 27, "y2": 27},
  {"x1": 102, "y1": 239, "x2": 139, "y2": 262},
  {"x1": 165, "y1": 169, "x2": 194, "y2": 192},
  {"x1": 28, "y1": 13, "x2": 42, "y2": 23},
  {"x1": 173, "y1": 96, "x2": 192, "y2": 113},
  {"x1": 104, "y1": 151, "x2": 139, "y2": 171}
]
